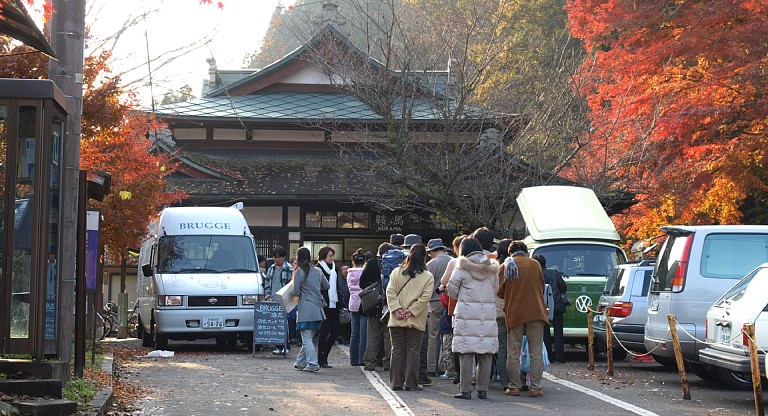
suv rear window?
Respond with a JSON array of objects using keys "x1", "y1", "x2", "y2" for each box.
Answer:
[
  {"x1": 607, "y1": 267, "x2": 652, "y2": 296},
  {"x1": 606, "y1": 268, "x2": 628, "y2": 296},
  {"x1": 655, "y1": 232, "x2": 768, "y2": 291}
]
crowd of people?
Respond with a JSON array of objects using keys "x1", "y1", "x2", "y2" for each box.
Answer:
[{"x1": 261, "y1": 227, "x2": 569, "y2": 399}]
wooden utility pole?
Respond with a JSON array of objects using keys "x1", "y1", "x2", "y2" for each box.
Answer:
[
  {"x1": 48, "y1": 0, "x2": 86, "y2": 366},
  {"x1": 745, "y1": 324, "x2": 764, "y2": 416},
  {"x1": 667, "y1": 314, "x2": 691, "y2": 400}
]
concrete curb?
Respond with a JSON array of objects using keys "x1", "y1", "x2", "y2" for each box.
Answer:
[{"x1": 83, "y1": 355, "x2": 114, "y2": 416}]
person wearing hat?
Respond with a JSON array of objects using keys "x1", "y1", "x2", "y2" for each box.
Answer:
[
  {"x1": 402, "y1": 234, "x2": 422, "y2": 255},
  {"x1": 426, "y1": 238, "x2": 452, "y2": 378},
  {"x1": 390, "y1": 233, "x2": 405, "y2": 248}
]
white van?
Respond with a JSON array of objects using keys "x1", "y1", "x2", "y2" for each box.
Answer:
[
  {"x1": 517, "y1": 186, "x2": 627, "y2": 342},
  {"x1": 136, "y1": 203, "x2": 264, "y2": 349},
  {"x1": 644, "y1": 225, "x2": 768, "y2": 381}
]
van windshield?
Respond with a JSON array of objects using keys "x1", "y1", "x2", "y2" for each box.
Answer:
[
  {"x1": 157, "y1": 235, "x2": 258, "y2": 273},
  {"x1": 534, "y1": 244, "x2": 625, "y2": 277}
]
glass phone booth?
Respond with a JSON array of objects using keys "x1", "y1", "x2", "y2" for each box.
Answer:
[{"x1": 0, "y1": 79, "x2": 67, "y2": 358}]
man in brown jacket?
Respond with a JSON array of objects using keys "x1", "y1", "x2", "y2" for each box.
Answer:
[{"x1": 497, "y1": 240, "x2": 549, "y2": 397}]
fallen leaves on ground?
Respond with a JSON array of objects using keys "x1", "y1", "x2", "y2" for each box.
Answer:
[{"x1": 101, "y1": 345, "x2": 151, "y2": 415}]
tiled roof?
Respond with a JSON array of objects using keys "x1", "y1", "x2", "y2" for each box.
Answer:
[
  {"x1": 155, "y1": 92, "x2": 459, "y2": 123},
  {"x1": 167, "y1": 148, "x2": 380, "y2": 201}
]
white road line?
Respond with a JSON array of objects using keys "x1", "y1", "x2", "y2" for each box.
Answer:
[
  {"x1": 361, "y1": 367, "x2": 416, "y2": 416},
  {"x1": 339, "y1": 344, "x2": 416, "y2": 416},
  {"x1": 543, "y1": 372, "x2": 660, "y2": 416}
]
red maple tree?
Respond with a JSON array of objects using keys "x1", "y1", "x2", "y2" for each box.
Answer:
[
  {"x1": 1, "y1": 37, "x2": 186, "y2": 264},
  {"x1": 564, "y1": 0, "x2": 768, "y2": 241},
  {"x1": 81, "y1": 48, "x2": 186, "y2": 264}
]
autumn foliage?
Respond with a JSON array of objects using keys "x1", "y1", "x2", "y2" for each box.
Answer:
[
  {"x1": 564, "y1": 0, "x2": 768, "y2": 241},
  {"x1": 1, "y1": 37, "x2": 185, "y2": 263},
  {"x1": 80, "y1": 48, "x2": 185, "y2": 263}
]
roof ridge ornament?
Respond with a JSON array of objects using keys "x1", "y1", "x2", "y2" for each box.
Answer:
[{"x1": 312, "y1": 1, "x2": 350, "y2": 38}]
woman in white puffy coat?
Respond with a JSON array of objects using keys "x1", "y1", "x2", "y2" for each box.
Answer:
[{"x1": 446, "y1": 237, "x2": 499, "y2": 400}]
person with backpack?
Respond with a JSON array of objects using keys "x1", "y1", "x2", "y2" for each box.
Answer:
[
  {"x1": 263, "y1": 246, "x2": 294, "y2": 355},
  {"x1": 360, "y1": 242, "x2": 397, "y2": 371},
  {"x1": 532, "y1": 253, "x2": 567, "y2": 363}
]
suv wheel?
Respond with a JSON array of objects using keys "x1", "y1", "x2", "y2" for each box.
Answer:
[
  {"x1": 690, "y1": 361, "x2": 720, "y2": 382},
  {"x1": 715, "y1": 366, "x2": 752, "y2": 390}
]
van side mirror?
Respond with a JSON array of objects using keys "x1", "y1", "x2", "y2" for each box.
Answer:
[{"x1": 142, "y1": 263, "x2": 153, "y2": 277}]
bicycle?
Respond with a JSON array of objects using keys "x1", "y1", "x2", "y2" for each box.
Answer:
[
  {"x1": 126, "y1": 300, "x2": 139, "y2": 338},
  {"x1": 95, "y1": 301, "x2": 119, "y2": 340}
]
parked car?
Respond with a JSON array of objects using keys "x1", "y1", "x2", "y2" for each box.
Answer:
[
  {"x1": 644, "y1": 225, "x2": 768, "y2": 381},
  {"x1": 698, "y1": 263, "x2": 768, "y2": 389},
  {"x1": 593, "y1": 259, "x2": 656, "y2": 360}
]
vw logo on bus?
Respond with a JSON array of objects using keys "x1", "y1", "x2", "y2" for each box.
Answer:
[{"x1": 575, "y1": 295, "x2": 593, "y2": 313}]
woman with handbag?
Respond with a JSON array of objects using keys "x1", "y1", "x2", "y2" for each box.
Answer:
[
  {"x1": 386, "y1": 243, "x2": 434, "y2": 391},
  {"x1": 292, "y1": 247, "x2": 330, "y2": 372}
]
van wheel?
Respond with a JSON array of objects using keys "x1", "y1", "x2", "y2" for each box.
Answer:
[
  {"x1": 690, "y1": 362, "x2": 720, "y2": 381},
  {"x1": 226, "y1": 336, "x2": 237, "y2": 349},
  {"x1": 141, "y1": 317, "x2": 153, "y2": 348},
  {"x1": 154, "y1": 331, "x2": 168, "y2": 350},
  {"x1": 651, "y1": 355, "x2": 677, "y2": 368},
  {"x1": 715, "y1": 366, "x2": 752, "y2": 390}
]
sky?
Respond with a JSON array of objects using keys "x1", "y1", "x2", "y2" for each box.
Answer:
[{"x1": 84, "y1": 0, "x2": 298, "y2": 107}]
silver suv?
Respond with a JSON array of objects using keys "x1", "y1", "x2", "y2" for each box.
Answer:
[
  {"x1": 593, "y1": 259, "x2": 655, "y2": 360},
  {"x1": 644, "y1": 225, "x2": 768, "y2": 381}
]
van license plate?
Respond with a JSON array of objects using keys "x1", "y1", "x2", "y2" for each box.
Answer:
[
  {"x1": 202, "y1": 317, "x2": 224, "y2": 328},
  {"x1": 719, "y1": 326, "x2": 731, "y2": 344}
]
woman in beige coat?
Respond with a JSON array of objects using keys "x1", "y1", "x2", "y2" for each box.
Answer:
[
  {"x1": 386, "y1": 243, "x2": 434, "y2": 391},
  {"x1": 446, "y1": 237, "x2": 499, "y2": 400}
]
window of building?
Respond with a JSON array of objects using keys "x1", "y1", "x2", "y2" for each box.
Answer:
[{"x1": 305, "y1": 211, "x2": 370, "y2": 229}]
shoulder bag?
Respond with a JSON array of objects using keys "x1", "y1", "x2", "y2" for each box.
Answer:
[{"x1": 359, "y1": 281, "x2": 382, "y2": 316}]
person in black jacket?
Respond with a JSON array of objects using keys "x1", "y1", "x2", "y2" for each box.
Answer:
[
  {"x1": 532, "y1": 254, "x2": 567, "y2": 363},
  {"x1": 361, "y1": 242, "x2": 395, "y2": 371},
  {"x1": 316, "y1": 246, "x2": 348, "y2": 368}
]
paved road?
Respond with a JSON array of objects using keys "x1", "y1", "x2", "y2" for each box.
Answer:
[{"x1": 106, "y1": 339, "x2": 763, "y2": 416}]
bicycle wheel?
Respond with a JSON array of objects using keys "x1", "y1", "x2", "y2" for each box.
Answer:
[
  {"x1": 102, "y1": 313, "x2": 113, "y2": 339},
  {"x1": 94, "y1": 312, "x2": 108, "y2": 340}
]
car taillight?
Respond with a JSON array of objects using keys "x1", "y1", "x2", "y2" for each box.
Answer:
[
  {"x1": 743, "y1": 324, "x2": 750, "y2": 346},
  {"x1": 671, "y1": 235, "x2": 693, "y2": 291},
  {"x1": 609, "y1": 302, "x2": 633, "y2": 318},
  {"x1": 705, "y1": 318, "x2": 708, "y2": 340}
]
